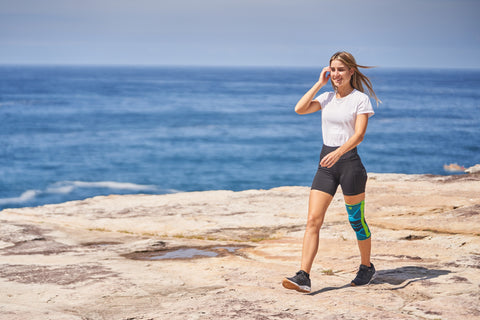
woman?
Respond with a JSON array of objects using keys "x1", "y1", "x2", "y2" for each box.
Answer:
[{"x1": 282, "y1": 51, "x2": 380, "y2": 293}]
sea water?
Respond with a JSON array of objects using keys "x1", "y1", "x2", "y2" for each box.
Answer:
[{"x1": 0, "y1": 66, "x2": 479, "y2": 209}]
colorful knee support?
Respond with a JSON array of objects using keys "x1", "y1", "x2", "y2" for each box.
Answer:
[{"x1": 345, "y1": 200, "x2": 371, "y2": 240}]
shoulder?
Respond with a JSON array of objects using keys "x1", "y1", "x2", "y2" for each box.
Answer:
[
  {"x1": 349, "y1": 90, "x2": 372, "y2": 106},
  {"x1": 351, "y1": 90, "x2": 374, "y2": 116},
  {"x1": 315, "y1": 91, "x2": 335, "y2": 103},
  {"x1": 351, "y1": 89, "x2": 370, "y2": 101}
]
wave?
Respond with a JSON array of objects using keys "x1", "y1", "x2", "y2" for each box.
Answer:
[
  {"x1": 0, "y1": 190, "x2": 40, "y2": 205},
  {"x1": 0, "y1": 181, "x2": 161, "y2": 207},
  {"x1": 47, "y1": 181, "x2": 158, "y2": 193}
]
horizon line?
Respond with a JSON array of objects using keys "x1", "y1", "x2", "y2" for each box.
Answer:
[{"x1": 1, "y1": 62, "x2": 479, "y2": 71}]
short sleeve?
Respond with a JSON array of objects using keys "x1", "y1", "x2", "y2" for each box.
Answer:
[
  {"x1": 315, "y1": 91, "x2": 334, "y2": 109},
  {"x1": 357, "y1": 93, "x2": 374, "y2": 117}
]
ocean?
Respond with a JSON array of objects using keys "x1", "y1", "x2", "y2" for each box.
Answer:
[{"x1": 1, "y1": 66, "x2": 479, "y2": 210}]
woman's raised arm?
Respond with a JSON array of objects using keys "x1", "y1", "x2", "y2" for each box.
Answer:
[{"x1": 294, "y1": 66, "x2": 331, "y2": 114}]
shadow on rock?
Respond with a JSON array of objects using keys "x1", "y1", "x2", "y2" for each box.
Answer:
[
  {"x1": 308, "y1": 284, "x2": 351, "y2": 296},
  {"x1": 308, "y1": 266, "x2": 451, "y2": 295},
  {"x1": 373, "y1": 265, "x2": 451, "y2": 289}
]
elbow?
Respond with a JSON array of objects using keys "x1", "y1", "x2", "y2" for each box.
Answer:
[
  {"x1": 352, "y1": 131, "x2": 365, "y2": 144},
  {"x1": 356, "y1": 133, "x2": 365, "y2": 143},
  {"x1": 294, "y1": 104, "x2": 305, "y2": 114}
]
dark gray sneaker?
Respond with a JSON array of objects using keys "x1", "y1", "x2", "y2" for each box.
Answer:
[
  {"x1": 282, "y1": 270, "x2": 311, "y2": 293},
  {"x1": 351, "y1": 263, "x2": 376, "y2": 286}
]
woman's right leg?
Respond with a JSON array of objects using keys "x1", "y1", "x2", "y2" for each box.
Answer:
[{"x1": 300, "y1": 189, "x2": 334, "y2": 274}]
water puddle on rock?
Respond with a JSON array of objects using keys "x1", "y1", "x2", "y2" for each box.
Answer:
[
  {"x1": 151, "y1": 248, "x2": 218, "y2": 260},
  {"x1": 124, "y1": 245, "x2": 249, "y2": 261}
]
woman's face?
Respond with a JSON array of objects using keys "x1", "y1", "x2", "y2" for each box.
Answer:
[{"x1": 330, "y1": 59, "x2": 354, "y2": 88}]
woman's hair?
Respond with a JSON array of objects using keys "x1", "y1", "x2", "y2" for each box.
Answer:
[{"x1": 329, "y1": 51, "x2": 381, "y2": 105}]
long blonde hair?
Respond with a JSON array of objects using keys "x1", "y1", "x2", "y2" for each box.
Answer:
[{"x1": 329, "y1": 51, "x2": 381, "y2": 105}]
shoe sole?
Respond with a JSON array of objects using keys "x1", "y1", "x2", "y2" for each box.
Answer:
[
  {"x1": 350, "y1": 271, "x2": 377, "y2": 286},
  {"x1": 282, "y1": 278, "x2": 311, "y2": 293}
]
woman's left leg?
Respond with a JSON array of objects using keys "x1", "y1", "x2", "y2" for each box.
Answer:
[
  {"x1": 344, "y1": 192, "x2": 376, "y2": 286},
  {"x1": 344, "y1": 193, "x2": 371, "y2": 267}
]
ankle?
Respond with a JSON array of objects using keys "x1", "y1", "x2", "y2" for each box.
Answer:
[{"x1": 299, "y1": 270, "x2": 310, "y2": 278}]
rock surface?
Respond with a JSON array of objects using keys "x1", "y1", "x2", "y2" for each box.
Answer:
[{"x1": 0, "y1": 173, "x2": 479, "y2": 320}]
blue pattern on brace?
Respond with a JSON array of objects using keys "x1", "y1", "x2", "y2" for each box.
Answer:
[{"x1": 345, "y1": 200, "x2": 371, "y2": 240}]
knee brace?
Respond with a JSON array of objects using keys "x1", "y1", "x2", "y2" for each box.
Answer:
[{"x1": 345, "y1": 200, "x2": 371, "y2": 240}]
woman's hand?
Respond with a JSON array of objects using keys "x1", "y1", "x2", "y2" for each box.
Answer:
[
  {"x1": 320, "y1": 149, "x2": 341, "y2": 168},
  {"x1": 319, "y1": 66, "x2": 331, "y2": 87}
]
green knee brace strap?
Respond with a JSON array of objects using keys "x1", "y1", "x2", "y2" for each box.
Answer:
[{"x1": 345, "y1": 200, "x2": 371, "y2": 240}]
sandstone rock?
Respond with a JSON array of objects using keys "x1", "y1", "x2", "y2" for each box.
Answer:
[
  {"x1": 466, "y1": 164, "x2": 480, "y2": 174},
  {"x1": 0, "y1": 173, "x2": 479, "y2": 319}
]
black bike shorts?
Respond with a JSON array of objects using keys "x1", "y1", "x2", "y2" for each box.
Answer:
[{"x1": 311, "y1": 145, "x2": 368, "y2": 196}]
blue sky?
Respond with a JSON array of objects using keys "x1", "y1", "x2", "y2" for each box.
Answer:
[{"x1": 1, "y1": 0, "x2": 479, "y2": 68}]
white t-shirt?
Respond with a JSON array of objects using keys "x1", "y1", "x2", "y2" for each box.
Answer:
[{"x1": 315, "y1": 89, "x2": 374, "y2": 147}]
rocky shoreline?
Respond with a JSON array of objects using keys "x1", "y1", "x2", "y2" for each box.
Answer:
[{"x1": 1, "y1": 173, "x2": 479, "y2": 319}]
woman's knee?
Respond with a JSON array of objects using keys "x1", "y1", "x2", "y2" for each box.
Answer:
[
  {"x1": 345, "y1": 199, "x2": 371, "y2": 240},
  {"x1": 305, "y1": 189, "x2": 332, "y2": 232},
  {"x1": 305, "y1": 213, "x2": 324, "y2": 232}
]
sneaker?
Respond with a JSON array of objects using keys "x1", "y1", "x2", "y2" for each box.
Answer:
[
  {"x1": 282, "y1": 270, "x2": 311, "y2": 293},
  {"x1": 351, "y1": 263, "x2": 376, "y2": 286}
]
